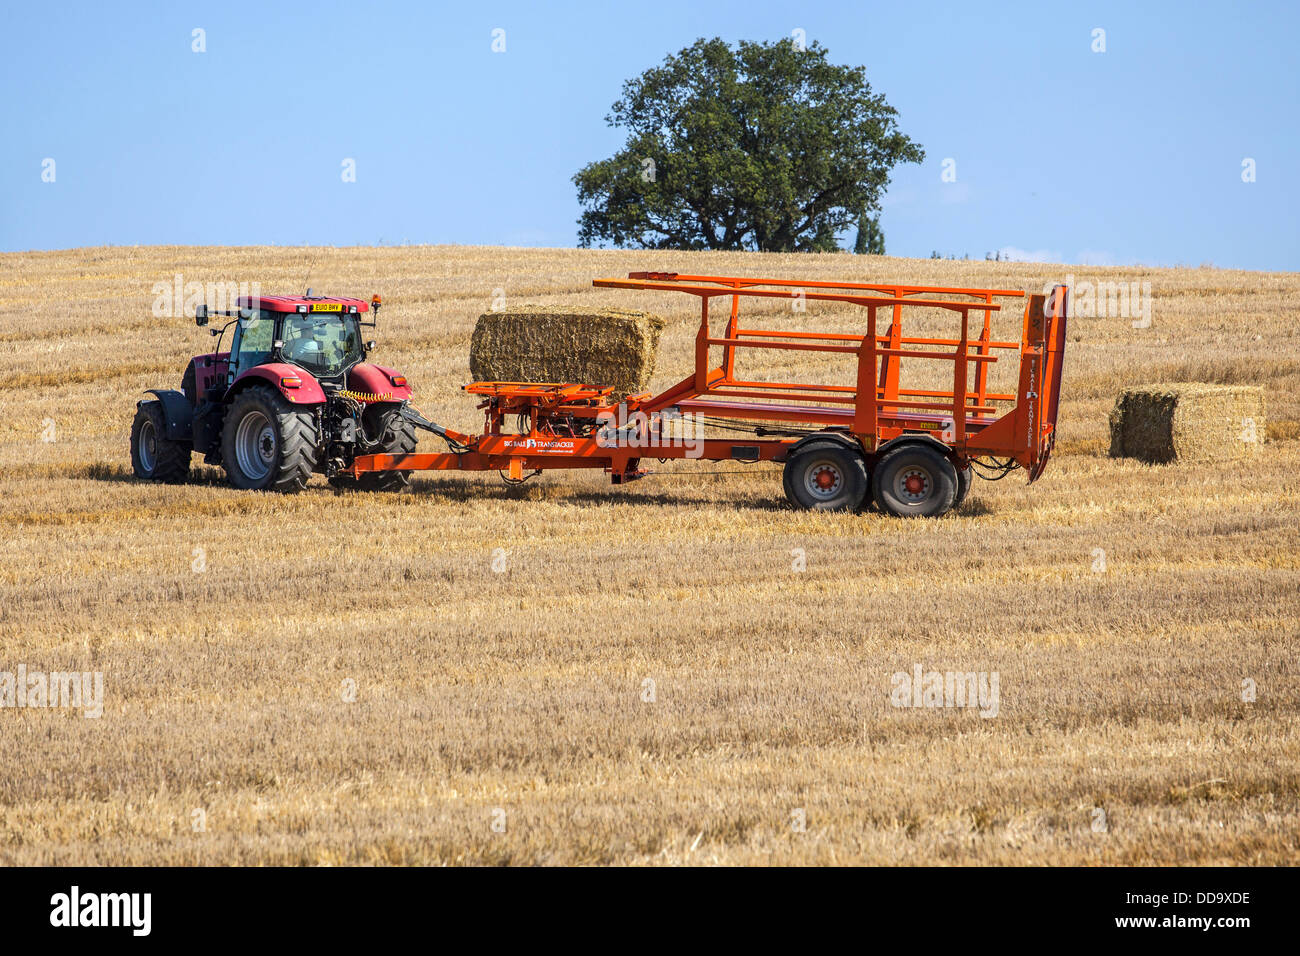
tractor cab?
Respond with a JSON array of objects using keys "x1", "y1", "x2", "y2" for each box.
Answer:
[{"x1": 224, "y1": 294, "x2": 372, "y2": 387}]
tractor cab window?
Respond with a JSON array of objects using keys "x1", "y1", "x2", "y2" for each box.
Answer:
[
  {"x1": 281, "y1": 312, "x2": 363, "y2": 378},
  {"x1": 231, "y1": 312, "x2": 275, "y2": 373}
]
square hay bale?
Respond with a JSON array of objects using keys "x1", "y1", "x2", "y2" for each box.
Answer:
[
  {"x1": 1108, "y1": 383, "x2": 1265, "y2": 463},
  {"x1": 470, "y1": 306, "x2": 665, "y2": 398}
]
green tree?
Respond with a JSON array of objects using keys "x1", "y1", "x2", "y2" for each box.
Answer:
[
  {"x1": 854, "y1": 214, "x2": 886, "y2": 255},
  {"x1": 573, "y1": 38, "x2": 923, "y2": 253}
]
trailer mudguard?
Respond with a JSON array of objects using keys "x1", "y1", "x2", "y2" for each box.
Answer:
[
  {"x1": 145, "y1": 389, "x2": 194, "y2": 442},
  {"x1": 875, "y1": 431, "x2": 957, "y2": 462},
  {"x1": 783, "y1": 430, "x2": 865, "y2": 461}
]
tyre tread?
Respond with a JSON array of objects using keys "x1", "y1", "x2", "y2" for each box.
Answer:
[
  {"x1": 872, "y1": 441, "x2": 958, "y2": 518},
  {"x1": 131, "y1": 401, "x2": 191, "y2": 483},
  {"x1": 221, "y1": 385, "x2": 318, "y2": 492}
]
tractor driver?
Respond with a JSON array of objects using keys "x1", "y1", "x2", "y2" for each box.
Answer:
[{"x1": 282, "y1": 313, "x2": 356, "y2": 372}]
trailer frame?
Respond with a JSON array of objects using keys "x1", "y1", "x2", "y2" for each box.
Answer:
[{"x1": 347, "y1": 272, "x2": 1067, "y2": 513}]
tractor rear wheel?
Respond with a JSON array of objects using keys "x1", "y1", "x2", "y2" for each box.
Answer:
[
  {"x1": 330, "y1": 404, "x2": 417, "y2": 492},
  {"x1": 221, "y1": 385, "x2": 318, "y2": 492},
  {"x1": 131, "y1": 401, "x2": 190, "y2": 483},
  {"x1": 782, "y1": 440, "x2": 869, "y2": 512},
  {"x1": 872, "y1": 442, "x2": 958, "y2": 518}
]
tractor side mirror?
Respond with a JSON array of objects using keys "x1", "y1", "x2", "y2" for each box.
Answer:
[
  {"x1": 195, "y1": 304, "x2": 209, "y2": 326},
  {"x1": 365, "y1": 340, "x2": 377, "y2": 353}
]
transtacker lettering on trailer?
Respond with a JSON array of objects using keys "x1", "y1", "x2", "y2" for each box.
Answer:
[{"x1": 503, "y1": 438, "x2": 576, "y2": 452}]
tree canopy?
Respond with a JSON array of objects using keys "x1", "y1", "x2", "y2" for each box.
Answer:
[{"x1": 574, "y1": 37, "x2": 923, "y2": 253}]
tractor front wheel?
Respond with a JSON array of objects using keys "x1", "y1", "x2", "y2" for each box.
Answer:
[
  {"x1": 131, "y1": 401, "x2": 191, "y2": 483},
  {"x1": 221, "y1": 385, "x2": 318, "y2": 492}
]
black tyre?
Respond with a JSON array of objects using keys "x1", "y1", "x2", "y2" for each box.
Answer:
[
  {"x1": 330, "y1": 404, "x2": 417, "y2": 492},
  {"x1": 953, "y1": 463, "x2": 973, "y2": 509},
  {"x1": 360, "y1": 404, "x2": 417, "y2": 491},
  {"x1": 220, "y1": 385, "x2": 318, "y2": 492},
  {"x1": 872, "y1": 442, "x2": 958, "y2": 518},
  {"x1": 131, "y1": 401, "x2": 191, "y2": 483},
  {"x1": 782, "y1": 440, "x2": 869, "y2": 512}
]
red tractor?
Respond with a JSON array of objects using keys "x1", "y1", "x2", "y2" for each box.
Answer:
[{"x1": 131, "y1": 292, "x2": 434, "y2": 492}]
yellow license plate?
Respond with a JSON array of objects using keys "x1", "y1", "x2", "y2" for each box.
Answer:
[{"x1": 310, "y1": 303, "x2": 342, "y2": 312}]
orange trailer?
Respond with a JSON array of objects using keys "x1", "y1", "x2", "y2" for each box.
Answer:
[{"x1": 348, "y1": 273, "x2": 1067, "y2": 517}]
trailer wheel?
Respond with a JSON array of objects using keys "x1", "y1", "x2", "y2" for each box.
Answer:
[
  {"x1": 953, "y1": 464, "x2": 973, "y2": 509},
  {"x1": 221, "y1": 385, "x2": 318, "y2": 492},
  {"x1": 782, "y1": 441, "x2": 869, "y2": 512},
  {"x1": 131, "y1": 401, "x2": 191, "y2": 483},
  {"x1": 873, "y1": 442, "x2": 958, "y2": 518}
]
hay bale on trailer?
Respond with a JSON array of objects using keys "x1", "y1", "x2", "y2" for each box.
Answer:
[
  {"x1": 1108, "y1": 383, "x2": 1265, "y2": 463},
  {"x1": 470, "y1": 306, "x2": 665, "y2": 398}
]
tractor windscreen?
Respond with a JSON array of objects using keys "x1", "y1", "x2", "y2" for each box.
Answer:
[{"x1": 280, "y1": 312, "x2": 364, "y2": 377}]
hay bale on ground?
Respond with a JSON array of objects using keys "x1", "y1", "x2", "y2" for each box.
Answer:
[
  {"x1": 1108, "y1": 383, "x2": 1265, "y2": 463},
  {"x1": 470, "y1": 306, "x2": 665, "y2": 398}
]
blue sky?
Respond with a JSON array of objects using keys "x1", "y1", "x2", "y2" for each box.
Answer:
[{"x1": 2, "y1": 0, "x2": 1296, "y2": 269}]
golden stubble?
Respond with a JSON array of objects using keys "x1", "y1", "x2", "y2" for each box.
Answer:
[{"x1": 0, "y1": 246, "x2": 1296, "y2": 865}]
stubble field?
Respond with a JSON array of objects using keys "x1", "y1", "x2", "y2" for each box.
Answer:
[{"x1": 0, "y1": 245, "x2": 1296, "y2": 865}]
